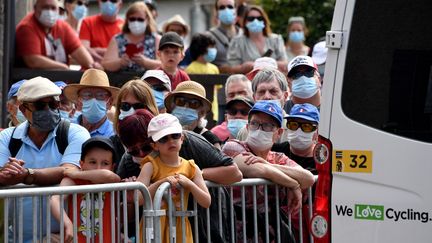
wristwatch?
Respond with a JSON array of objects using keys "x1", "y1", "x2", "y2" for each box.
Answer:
[{"x1": 24, "y1": 168, "x2": 35, "y2": 185}]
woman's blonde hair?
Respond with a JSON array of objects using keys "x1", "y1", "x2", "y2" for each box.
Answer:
[
  {"x1": 122, "y1": 2, "x2": 157, "y2": 35},
  {"x1": 113, "y1": 80, "x2": 159, "y2": 134}
]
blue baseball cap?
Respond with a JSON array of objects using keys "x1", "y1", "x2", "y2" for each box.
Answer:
[
  {"x1": 249, "y1": 100, "x2": 283, "y2": 127},
  {"x1": 54, "y1": 81, "x2": 67, "y2": 90},
  {"x1": 285, "y1": 103, "x2": 320, "y2": 123},
  {"x1": 7, "y1": 80, "x2": 26, "y2": 100}
]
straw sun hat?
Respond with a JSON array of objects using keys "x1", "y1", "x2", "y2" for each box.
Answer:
[
  {"x1": 164, "y1": 81, "x2": 211, "y2": 113},
  {"x1": 64, "y1": 69, "x2": 120, "y2": 101}
]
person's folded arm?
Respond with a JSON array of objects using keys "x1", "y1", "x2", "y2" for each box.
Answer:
[
  {"x1": 70, "y1": 45, "x2": 94, "y2": 69},
  {"x1": 22, "y1": 55, "x2": 69, "y2": 70},
  {"x1": 202, "y1": 163, "x2": 242, "y2": 185}
]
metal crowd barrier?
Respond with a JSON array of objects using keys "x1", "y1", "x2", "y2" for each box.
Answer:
[
  {"x1": 153, "y1": 178, "x2": 315, "y2": 243},
  {"x1": 0, "y1": 182, "x2": 153, "y2": 243}
]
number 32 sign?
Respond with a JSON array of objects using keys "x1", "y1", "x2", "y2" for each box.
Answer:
[{"x1": 332, "y1": 150, "x2": 373, "y2": 173}]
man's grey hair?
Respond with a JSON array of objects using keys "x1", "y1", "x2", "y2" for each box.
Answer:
[
  {"x1": 252, "y1": 68, "x2": 288, "y2": 92},
  {"x1": 225, "y1": 74, "x2": 252, "y2": 96}
]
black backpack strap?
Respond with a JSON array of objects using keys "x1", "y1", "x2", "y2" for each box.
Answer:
[
  {"x1": 8, "y1": 127, "x2": 22, "y2": 158},
  {"x1": 55, "y1": 119, "x2": 70, "y2": 155}
]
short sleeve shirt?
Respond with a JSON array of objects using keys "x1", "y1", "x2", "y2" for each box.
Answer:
[
  {"x1": 79, "y1": 15, "x2": 124, "y2": 48},
  {"x1": 185, "y1": 61, "x2": 220, "y2": 74}
]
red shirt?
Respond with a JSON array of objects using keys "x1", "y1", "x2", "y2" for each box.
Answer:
[
  {"x1": 15, "y1": 13, "x2": 81, "y2": 64},
  {"x1": 159, "y1": 68, "x2": 190, "y2": 90},
  {"x1": 79, "y1": 15, "x2": 124, "y2": 48}
]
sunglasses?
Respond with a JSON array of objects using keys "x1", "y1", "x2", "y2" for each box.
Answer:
[
  {"x1": 246, "y1": 16, "x2": 264, "y2": 22},
  {"x1": 120, "y1": 102, "x2": 146, "y2": 112},
  {"x1": 286, "y1": 121, "x2": 317, "y2": 133},
  {"x1": 249, "y1": 120, "x2": 277, "y2": 132},
  {"x1": 76, "y1": 0, "x2": 88, "y2": 6},
  {"x1": 174, "y1": 97, "x2": 201, "y2": 109},
  {"x1": 288, "y1": 69, "x2": 315, "y2": 79},
  {"x1": 101, "y1": 0, "x2": 118, "y2": 3},
  {"x1": 129, "y1": 17, "x2": 145, "y2": 22},
  {"x1": 128, "y1": 143, "x2": 152, "y2": 157},
  {"x1": 152, "y1": 85, "x2": 168, "y2": 92},
  {"x1": 25, "y1": 100, "x2": 60, "y2": 111},
  {"x1": 218, "y1": 4, "x2": 234, "y2": 10},
  {"x1": 227, "y1": 108, "x2": 249, "y2": 116},
  {"x1": 157, "y1": 133, "x2": 182, "y2": 144}
]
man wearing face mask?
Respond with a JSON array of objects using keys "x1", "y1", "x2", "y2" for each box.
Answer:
[
  {"x1": 80, "y1": 0, "x2": 124, "y2": 66},
  {"x1": 6, "y1": 80, "x2": 27, "y2": 128},
  {"x1": 285, "y1": 55, "x2": 321, "y2": 113},
  {"x1": 141, "y1": 69, "x2": 172, "y2": 113},
  {"x1": 0, "y1": 77, "x2": 90, "y2": 241},
  {"x1": 207, "y1": 0, "x2": 240, "y2": 73},
  {"x1": 15, "y1": 0, "x2": 94, "y2": 70},
  {"x1": 64, "y1": 69, "x2": 120, "y2": 137},
  {"x1": 222, "y1": 100, "x2": 314, "y2": 242},
  {"x1": 285, "y1": 103, "x2": 319, "y2": 174},
  {"x1": 54, "y1": 81, "x2": 81, "y2": 124},
  {"x1": 211, "y1": 96, "x2": 254, "y2": 143}
]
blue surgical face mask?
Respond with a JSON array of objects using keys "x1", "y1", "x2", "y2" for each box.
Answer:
[
  {"x1": 100, "y1": 1, "x2": 117, "y2": 17},
  {"x1": 82, "y1": 98, "x2": 107, "y2": 123},
  {"x1": 59, "y1": 110, "x2": 71, "y2": 120},
  {"x1": 227, "y1": 119, "x2": 248, "y2": 137},
  {"x1": 15, "y1": 106, "x2": 27, "y2": 124},
  {"x1": 204, "y1": 47, "x2": 217, "y2": 63},
  {"x1": 289, "y1": 31, "x2": 305, "y2": 43},
  {"x1": 292, "y1": 76, "x2": 318, "y2": 99},
  {"x1": 218, "y1": 8, "x2": 236, "y2": 25},
  {"x1": 70, "y1": 110, "x2": 81, "y2": 124},
  {"x1": 152, "y1": 89, "x2": 165, "y2": 110},
  {"x1": 171, "y1": 106, "x2": 199, "y2": 126},
  {"x1": 246, "y1": 19, "x2": 265, "y2": 33},
  {"x1": 72, "y1": 5, "x2": 88, "y2": 20}
]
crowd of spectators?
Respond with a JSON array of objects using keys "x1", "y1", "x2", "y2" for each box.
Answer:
[{"x1": 1, "y1": 0, "x2": 328, "y2": 242}]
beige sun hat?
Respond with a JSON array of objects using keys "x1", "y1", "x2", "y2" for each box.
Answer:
[
  {"x1": 64, "y1": 69, "x2": 120, "y2": 102},
  {"x1": 17, "y1": 77, "x2": 61, "y2": 102},
  {"x1": 162, "y1": 14, "x2": 190, "y2": 35},
  {"x1": 164, "y1": 81, "x2": 211, "y2": 113}
]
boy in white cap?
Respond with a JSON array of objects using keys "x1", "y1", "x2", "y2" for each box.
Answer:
[{"x1": 136, "y1": 113, "x2": 211, "y2": 243}]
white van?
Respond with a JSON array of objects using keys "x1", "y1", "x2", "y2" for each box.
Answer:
[{"x1": 311, "y1": 0, "x2": 432, "y2": 242}]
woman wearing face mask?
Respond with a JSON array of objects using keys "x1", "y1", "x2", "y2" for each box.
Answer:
[
  {"x1": 285, "y1": 16, "x2": 310, "y2": 63},
  {"x1": 64, "y1": 0, "x2": 88, "y2": 33},
  {"x1": 222, "y1": 100, "x2": 313, "y2": 242},
  {"x1": 227, "y1": 5, "x2": 288, "y2": 74},
  {"x1": 102, "y1": 2, "x2": 161, "y2": 72},
  {"x1": 165, "y1": 81, "x2": 222, "y2": 149},
  {"x1": 185, "y1": 33, "x2": 220, "y2": 74}
]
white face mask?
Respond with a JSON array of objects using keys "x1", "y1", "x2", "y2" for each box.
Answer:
[
  {"x1": 128, "y1": 21, "x2": 147, "y2": 35},
  {"x1": 38, "y1": 9, "x2": 59, "y2": 27},
  {"x1": 287, "y1": 128, "x2": 315, "y2": 150},
  {"x1": 246, "y1": 129, "x2": 274, "y2": 151},
  {"x1": 119, "y1": 107, "x2": 135, "y2": 120}
]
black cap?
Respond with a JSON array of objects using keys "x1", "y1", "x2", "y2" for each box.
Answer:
[
  {"x1": 226, "y1": 96, "x2": 255, "y2": 110},
  {"x1": 81, "y1": 136, "x2": 116, "y2": 161},
  {"x1": 159, "y1": 32, "x2": 184, "y2": 50}
]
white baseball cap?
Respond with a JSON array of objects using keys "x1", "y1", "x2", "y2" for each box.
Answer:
[
  {"x1": 312, "y1": 41, "x2": 328, "y2": 65},
  {"x1": 148, "y1": 113, "x2": 183, "y2": 142},
  {"x1": 287, "y1": 55, "x2": 317, "y2": 77},
  {"x1": 141, "y1": 70, "x2": 172, "y2": 92}
]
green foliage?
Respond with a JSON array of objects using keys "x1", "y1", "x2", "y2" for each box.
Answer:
[{"x1": 258, "y1": 0, "x2": 336, "y2": 47}]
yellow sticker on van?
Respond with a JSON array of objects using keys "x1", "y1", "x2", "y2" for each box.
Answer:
[{"x1": 332, "y1": 150, "x2": 372, "y2": 173}]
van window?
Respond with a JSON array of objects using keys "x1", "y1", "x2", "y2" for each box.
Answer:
[{"x1": 341, "y1": 0, "x2": 432, "y2": 143}]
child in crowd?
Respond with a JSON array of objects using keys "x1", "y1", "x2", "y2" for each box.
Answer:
[
  {"x1": 185, "y1": 33, "x2": 220, "y2": 74},
  {"x1": 136, "y1": 113, "x2": 211, "y2": 243},
  {"x1": 157, "y1": 32, "x2": 190, "y2": 90},
  {"x1": 50, "y1": 137, "x2": 121, "y2": 242}
]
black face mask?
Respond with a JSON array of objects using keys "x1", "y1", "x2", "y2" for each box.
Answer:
[{"x1": 31, "y1": 109, "x2": 61, "y2": 132}]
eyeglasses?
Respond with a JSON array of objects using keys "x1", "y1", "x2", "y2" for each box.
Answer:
[
  {"x1": 79, "y1": 91, "x2": 110, "y2": 101},
  {"x1": 286, "y1": 121, "x2": 317, "y2": 132},
  {"x1": 76, "y1": 1, "x2": 88, "y2": 6},
  {"x1": 120, "y1": 102, "x2": 146, "y2": 112},
  {"x1": 288, "y1": 69, "x2": 315, "y2": 79},
  {"x1": 246, "y1": 16, "x2": 264, "y2": 22},
  {"x1": 101, "y1": 0, "x2": 118, "y2": 3},
  {"x1": 129, "y1": 17, "x2": 145, "y2": 22},
  {"x1": 25, "y1": 100, "x2": 60, "y2": 111},
  {"x1": 157, "y1": 133, "x2": 182, "y2": 144},
  {"x1": 218, "y1": 4, "x2": 234, "y2": 10},
  {"x1": 128, "y1": 143, "x2": 152, "y2": 157},
  {"x1": 227, "y1": 108, "x2": 249, "y2": 116},
  {"x1": 249, "y1": 120, "x2": 277, "y2": 132},
  {"x1": 174, "y1": 97, "x2": 201, "y2": 109}
]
